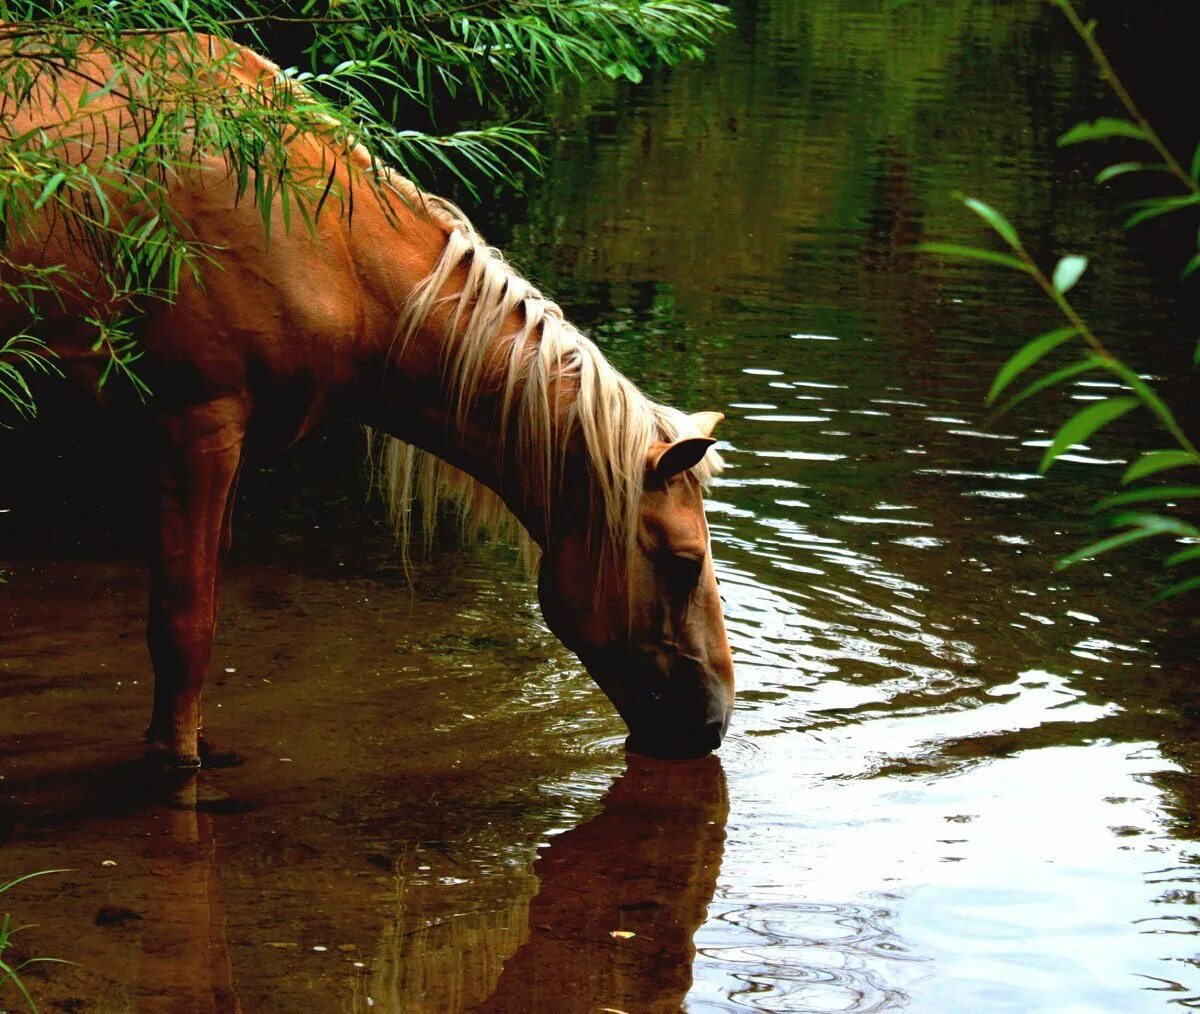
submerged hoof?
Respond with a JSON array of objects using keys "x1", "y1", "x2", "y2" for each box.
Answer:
[
  {"x1": 198, "y1": 738, "x2": 246, "y2": 769},
  {"x1": 143, "y1": 740, "x2": 202, "y2": 772}
]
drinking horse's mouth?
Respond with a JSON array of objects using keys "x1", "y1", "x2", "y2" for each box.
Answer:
[{"x1": 581, "y1": 647, "x2": 732, "y2": 759}]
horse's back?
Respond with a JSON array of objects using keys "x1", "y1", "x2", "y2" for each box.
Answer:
[{"x1": 1, "y1": 29, "x2": 371, "y2": 411}]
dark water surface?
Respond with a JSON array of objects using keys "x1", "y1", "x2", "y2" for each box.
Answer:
[{"x1": 3, "y1": 1, "x2": 1199, "y2": 1010}]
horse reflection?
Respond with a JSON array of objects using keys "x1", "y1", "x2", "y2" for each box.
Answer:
[
  {"x1": 135, "y1": 778, "x2": 241, "y2": 1014},
  {"x1": 364, "y1": 756, "x2": 728, "y2": 1012}
]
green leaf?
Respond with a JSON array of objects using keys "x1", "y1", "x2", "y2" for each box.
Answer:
[
  {"x1": 1093, "y1": 357, "x2": 1191, "y2": 449},
  {"x1": 1122, "y1": 450, "x2": 1200, "y2": 484},
  {"x1": 1165, "y1": 545, "x2": 1200, "y2": 568},
  {"x1": 1108, "y1": 511, "x2": 1200, "y2": 538},
  {"x1": 987, "y1": 326, "x2": 1079, "y2": 404},
  {"x1": 0, "y1": 868, "x2": 72, "y2": 895},
  {"x1": 1056, "y1": 512, "x2": 1200, "y2": 571},
  {"x1": 1191, "y1": 138, "x2": 1200, "y2": 181},
  {"x1": 1095, "y1": 162, "x2": 1160, "y2": 183},
  {"x1": 992, "y1": 357, "x2": 1103, "y2": 418},
  {"x1": 1055, "y1": 526, "x2": 1161, "y2": 570},
  {"x1": 33, "y1": 171, "x2": 67, "y2": 210},
  {"x1": 1058, "y1": 118, "x2": 1149, "y2": 146},
  {"x1": 1094, "y1": 486, "x2": 1200, "y2": 511},
  {"x1": 1125, "y1": 194, "x2": 1200, "y2": 229},
  {"x1": 918, "y1": 242, "x2": 1029, "y2": 272},
  {"x1": 1039, "y1": 396, "x2": 1138, "y2": 473},
  {"x1": 1052, "y1": 254, "x2": 1087, "y2": 294},
  {"x1": 1153, "y1": 575, "x2": 1200, "y2": 602},
  {"x1": 1183, "y1": 251, "x2": 1200, "y2": 279},
  {"x1": 954, "y1": 193, "x2": 1022, "y2": 251}
]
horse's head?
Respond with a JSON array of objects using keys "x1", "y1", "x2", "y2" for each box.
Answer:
[{"x1": 537, "y1": 411, "x2": 734, "y2": 758}]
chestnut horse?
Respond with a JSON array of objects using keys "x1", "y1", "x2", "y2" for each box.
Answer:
[{"x1": 0, "y1": 34, "x2": 734, "y2": 767}]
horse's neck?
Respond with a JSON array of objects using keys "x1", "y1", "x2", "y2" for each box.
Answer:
[{"x1": 349, "y1": 194, "x2": 556, "y2": 544}]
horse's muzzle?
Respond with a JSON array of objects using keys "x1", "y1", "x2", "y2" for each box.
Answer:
[{"x1": 625, "y1": 716, "x2": 726, "y2": 759}]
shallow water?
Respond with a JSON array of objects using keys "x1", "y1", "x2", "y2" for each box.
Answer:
[{"x1": 3, "y1": 1, "x2": 1199, "y2": 1011}]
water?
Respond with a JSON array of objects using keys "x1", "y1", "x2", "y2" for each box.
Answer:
[{"x1": 3, "y1": 1, "x2": 1198, "y2": 1010}]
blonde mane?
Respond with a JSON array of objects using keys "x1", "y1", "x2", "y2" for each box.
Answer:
[{"x1": 372, "y1": 190, "x2": 722, "y2": 573}]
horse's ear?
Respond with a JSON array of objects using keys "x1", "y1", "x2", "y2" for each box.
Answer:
[
  {"x1": 649, "y1": 436, "x2": 717, "y2": 483},
  {"x1": 689, "y1": 411, "x2": 724, "y2": 438}
]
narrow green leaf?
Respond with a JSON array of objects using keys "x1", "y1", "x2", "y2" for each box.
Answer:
[
  {"x1": 1052, "y1": 254, "x2": 1087, "y2": 294},
  {"x1": 1122, "y1": 450, "x2": 1200, "y2": 484},
  {"x1": 992, "y1": 357, "x2": 1103, "y2": 418},
  {"x1": 1191, "y1": 138, "x2": 1200, "y2": 181},
  {"x1": 987, "y1": 326, "x2": 1079, "y2": 404},
  {"x1": 1125, "y1": 194, "x2": 1200, "y2": 229},
  {"x1": 1055, "y1": 526, "x2": 1160, "y2": 570},
  {"x1": 1039, "y1": 396, "x2": 1139, "y2": 473},
  {"x1": 1058, "y1": 118, "x2": 1149, "y2": 146},
  {"x1": 0, "y1": 868, "x2": 72, "y2": 894},
  {"x1": 1165, "y1": 545, "x2": 1200, "y2": 568},
  {"x1": 1097, "y1": 358, "x2": 1190, "y2": 448},
  {"x1": 1108, "y1": 511, "x2": 1200, "y2": 538},
  {"x1": 1094, "y1": 486, "x2": 1200, "y2": 511},
  {"x1": 954, "y1": 193, "x2": 1022, "y2": 251},
  {"x1": 918, "y1": 242, "x2": 1029, "y2": 273},
  {"x1": 1183, "y1": 251, "x2": 1200, "y2": 279},
  {"x1": 33, "y1": 171, "x2": 67, "y2": 210},
  {"x1": 1153, "y1": 575, "x2": 1200, "y2": 602},
  {"x1": 1095, "y1": 162, "x2": 1160, "y2": 183}
]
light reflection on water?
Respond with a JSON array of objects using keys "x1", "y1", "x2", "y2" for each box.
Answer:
[{"x1": 2, "y1": 0, "x2": 1199, "y2": 1010}]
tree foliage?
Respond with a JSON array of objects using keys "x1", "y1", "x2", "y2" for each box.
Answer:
[
  {"x1": 0, "y1": 0, "x2": 729, "y2": 417},
  {"x1": 920, "y1": 0, "x2": 1200, "y2": 602}
]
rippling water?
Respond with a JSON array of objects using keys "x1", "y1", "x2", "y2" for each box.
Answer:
[{"x1": 2, "y1": 0, "x2": 1198, "y2": 1010}]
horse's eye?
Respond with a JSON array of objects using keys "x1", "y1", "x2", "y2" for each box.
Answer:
[{"x1": 666, "y1": 553, "x2": 703, "y2": 588}]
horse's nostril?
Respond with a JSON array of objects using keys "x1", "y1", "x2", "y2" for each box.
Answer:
[{"x1": 703, "y1": 719, "x2": 725, "y2": 750}]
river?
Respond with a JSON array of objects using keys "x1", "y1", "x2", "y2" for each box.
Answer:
[{"x1": 2, "y1": 1, "x2": 1198, "y2": 1010}]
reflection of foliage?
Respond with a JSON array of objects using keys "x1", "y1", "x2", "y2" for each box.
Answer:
[
  {"x1": 0, "y1": 0, "x2": 730, "y2": 418},
  {"x1": 924, "y1": 0, "x2": 1199, "y2": 600},
  {"x1": 0, "y1": 870, "x2": 73, "y2": 1012}
]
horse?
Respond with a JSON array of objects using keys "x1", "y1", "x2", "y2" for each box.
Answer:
[{"x1": 0, "y1": 31, "x2": 735, "y2": 768}]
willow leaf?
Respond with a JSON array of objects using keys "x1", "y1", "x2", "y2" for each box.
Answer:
[
  {"x1": 1094, "y1": 486, "x2": 1200, "y2": 511},
  {"x1": 954, "y1": 193, "x2": 1021, "y2": 251},
  {"x1": 1054, "y1": 526, "x2": 1161, "y2": 570},
  {"x1": 1095, "y1": 162, "x2": 1162, "y2": 183},
  {"x1": 918, "y1": 243, "x2": 1029, "y2": 272},
  {"x1": 987, "y1": 326, "x2": 1079, "y2": 405},
  {"x1": 1108, "y1": 512, "x2": 1200, "y2": 537},
  {"x1": 1096, "y1": 358, "x2": 1190, "y2": 448},
  {"x1": 1052, "y1": 254, "x2": 1087, "y2": 294},
  {"x1": 1165, "y1": 545, "x2": 1200, "y2": 568},
  {"x1": 992, "y1": 357, "x2": 1102, "y2": 419},
  {"x1": 1039, "y1": 396, "x2": 1138, "y2": 473},
  {"x1": 1153, "y1": 575, "x2": 1200, "y2": 602},
  {"x1": 1125, "y1": 194, "x2": 1200, "y2": 229},
  {"x1": 1122, "y1": 450, "x2": 1200, "y2": 484},
  {"x1": 1058, "y1": 118, "x2": 1148, "y2": 146}
]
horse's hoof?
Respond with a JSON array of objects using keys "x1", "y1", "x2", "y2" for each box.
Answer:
[
  {"x1": 170, "y1": 753, "x2": 203, "y2": 771},
  {"x1": 198, "y1": 739, "x2": 246, "y2": 769}
]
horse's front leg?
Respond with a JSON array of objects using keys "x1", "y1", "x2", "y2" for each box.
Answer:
[{"x1": 145, "y1": 396, "x2": 249, "y2": 768}]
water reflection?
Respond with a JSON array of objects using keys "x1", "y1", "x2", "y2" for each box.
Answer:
[
  {"x1": 360, "y1": 756, "x2": 728, "y2": 1013},
  {"x1": 477, "y1": 756, "x2": 727, "y2": 1012},
  {"x1": 4, "y1": 0, "x2": 1200, "y2": 1008},
  {"x1": 136, "y1": 779, "x2": 240, "y2": 1014}
]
